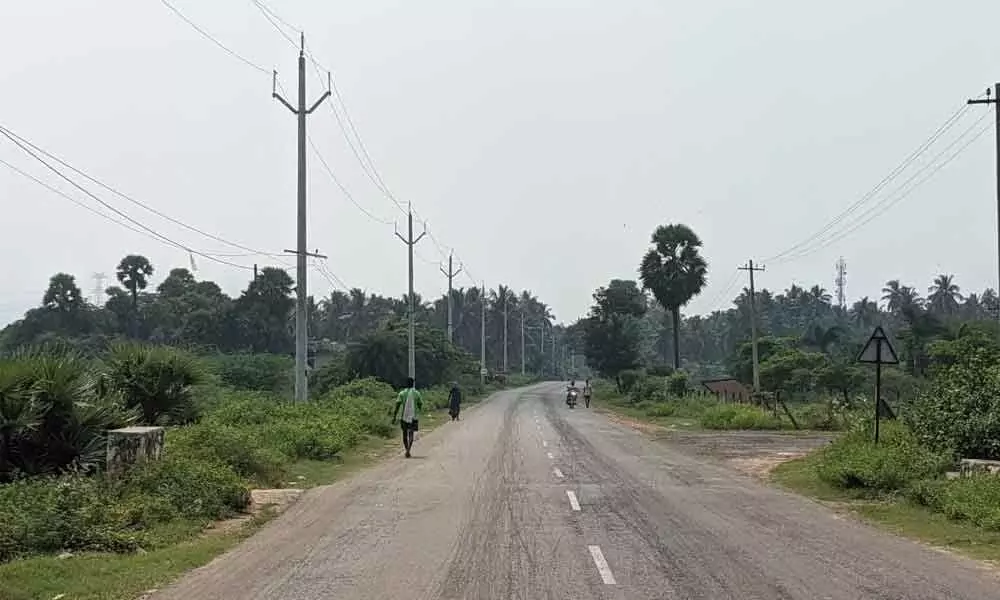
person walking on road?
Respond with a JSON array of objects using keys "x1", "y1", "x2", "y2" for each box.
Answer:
[
  {"x1": 448, "y1": 381, "x2": 462, "y2": 421},
  {"x1": 393, "y1": 377, "x2": 423, "y2": 458},
  {"x1": 583, "y1": 378, "x2": 593, "y2": 408}
]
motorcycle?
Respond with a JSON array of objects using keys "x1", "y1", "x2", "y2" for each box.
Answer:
[{"x1": 566, "y1": 389, "x2": 578, "y2": 408}]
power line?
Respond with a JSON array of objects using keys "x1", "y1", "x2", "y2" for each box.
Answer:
[
  {"x1": 701, "y1": 270, "x2": 740, "y2": 311},
  {"x1": 250, "y1": 0, "x2": 300, "y2": 49},
  {"x1": 0, "y1": 128, "x2": 253, "y2": 271},
  {"x1": 308, "y1": 135, "x2": 393, "y2": 225},
  {"x1": 763, "y1": 102, "x2": 973, "y2": 263},
  {"x1": 0, "y1": 124, "x2": 288, "y2": 261},
  {"x1": 159, "y1": 0, "x2": 270, "y2": 75},
  {"x1": 773, "y1": 114, "x2": 993, "y2": 264}
]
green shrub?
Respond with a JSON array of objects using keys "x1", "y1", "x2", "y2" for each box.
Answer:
[
  {"x1": 617, "y1": 369, "x2": 644, "y2": 394},
  {"x1": 630, "y1": 376, "x2": 668, "y2": 404},
  {"x1": 269, "y1": 414, "x2": 361, "y2": 461},
  {"x1": 168, "y1": 422, "x2": 286, "y2": 486},
  {"x1": 909, "y1": 476, "x2": 1000, "y2": 530},
  {"x1": 101, "y1": 344, "x2": 204, "y2": 425},
  {"x1": 120, "y1": 455, "x2": 250, "y2": 521},
  {"x1": 208, "y1": 353, "x2": 292, "y2": 393},
  {"x1": 0, "y1": 475, "x2": 141, "y2": 562},
  {"x1": 905, "y1": 350, "x2": 1000, "y2": 459},
  {"x1": 666, "y1": 372, "x2": 688, "y2": 396},
  {"x1": 700, "y1": 404, "x2": 783, "y2": 430},
  {"x1": 815, "y1": 422, "x2": 950, "y2": 493},
  {"x1": 309, "y1": 352, "x2": 352, "y2": 396}
]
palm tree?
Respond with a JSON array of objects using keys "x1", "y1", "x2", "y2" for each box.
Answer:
[
  {"x1": 850, "y1": 296, "x2": 879, "y2": 330},
  {"x1": 881, "y1": 280, "x2": 922, "y2": 314},
  {"x1": 928, "y1": 274, "x2": 963, "y2": 315},
  {"x1": 116, "y1": 255, "x2": 154, "y2": 337},
  {"x1": 639, "y1": 224, "x2": 708, "y2": 369}
]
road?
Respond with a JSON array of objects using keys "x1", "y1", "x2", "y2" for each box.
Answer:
[{"x1": 153, "y1": 383, "x2": 999, "y2": 599}]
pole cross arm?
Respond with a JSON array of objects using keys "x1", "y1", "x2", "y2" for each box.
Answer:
[
  {"x1": 968, "y1": 99, "x2": 997, "y2": 105},
  {"x1": 273, "y1": 92, "x2": 298, "y2": 115},
  {"x1": 413, "y1": 231, "x2": 427, "y2": 244},
  {"x1": 306, "y1": 91, "x2": 332, "y2": 114}
]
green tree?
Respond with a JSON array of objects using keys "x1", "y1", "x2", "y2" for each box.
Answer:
[
  {"x1": 927, "y1": 273, "x2": 963, "y2": 315},
  {"x1": 115, "y1": 255, "x2": 154, "y2": 337},
  {"x1": 582, "y1": 280, "x2": 646, "y2": 384},
  {"x1": 639, "y1": 224, "x2": 708, "y2": 369}
]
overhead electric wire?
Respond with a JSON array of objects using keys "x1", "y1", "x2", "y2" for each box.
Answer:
[
  {"x1": 0, "y1": 129, "x2": 254, "y2": 270},
  {"x1": 774, "y1": 116, "x2": 994, "y2": 264},
  {"x1": 255, "y1": 3, "x2": 478, "y2": 289},
  {"x1": 701, "y1": 270, "x2": 741, "y2": 311},
  {"x1": 250, "y1": 0, "x2": 300, "y2": 49},
  {"x1": 159, "y1": 0, "x2": 270, "y2": 75},
  {"x1": 308, "y1": 135, "x2": 393, "y2": 225},
  {"x1": 763, "y1": 102, "x2": 974, "y2": 264},
  {"x1": 0, "y1": 125, "x2": 288, "y2": 261}
]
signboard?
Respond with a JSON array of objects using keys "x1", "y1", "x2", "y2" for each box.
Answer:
[
  {"x1": 857, "y1": 326, "x2": 899, "y2": 365},
  {"x1": 857, "y1": 325, "x2": 899, "y2": 444},
  {"x1": 479, "y1": 367, "x2": 488, "y2": 376}
]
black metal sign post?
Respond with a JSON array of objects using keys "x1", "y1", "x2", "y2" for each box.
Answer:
[{"x1": 857, "y1": 326, "x2": 899, "y2": 443}]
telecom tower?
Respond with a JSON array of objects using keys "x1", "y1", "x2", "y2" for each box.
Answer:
[
  {"x1": 91, "y1": 273, "x2": 107, "y2": 306},
  {"x1": 835, "y1": 258, "x2": 847, "y2": 310}
]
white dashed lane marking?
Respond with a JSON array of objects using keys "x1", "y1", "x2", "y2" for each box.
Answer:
[
  {"x1": 588, "y1": 545, "x2": 617, "y2": 585},
  {"x1": 566, "y1": 490, "x2": 581, "y2": 511}
]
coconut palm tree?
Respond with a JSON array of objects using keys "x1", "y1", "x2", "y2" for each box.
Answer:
[
  {"x1": 850, "y1": 296, "x2": 879, "y2": 330},
  {"x1": 927, "y1": 274, "x2": 963, "y2": 315},
  {"x1": 639, "y1": 223, "x2": 708, "y2": 369},
  {"x1": 881, "y1": 280, "x2": 922, "y2": 314}
]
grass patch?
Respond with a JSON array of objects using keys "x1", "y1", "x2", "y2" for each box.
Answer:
[
  {"x1": 772, "y1": 454, "x2": 1000, "y2": 563},
  {"x1": 0, "y1": 513, "x2": 268, "y2": 600}
]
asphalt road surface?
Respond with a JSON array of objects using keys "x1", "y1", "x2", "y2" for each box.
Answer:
[{"x1": 153, "y1": 383, "x2": 1000, "y2": 599}]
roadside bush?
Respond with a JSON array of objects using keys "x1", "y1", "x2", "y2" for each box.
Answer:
[
  {"x1": 666, "y1": 372, "x2": 688, "y2": 396},
  {"x1": 909, "y1": 476, "x2": 1000, "y2": 530},
  {"x1": 647, "y1": 364, "x2": 674, "y2": 377},
  {"x1": 168, "y1": 422, "x2": 286, "y2": 486},
  {"x1": 644, "y1": 402, "x2": 676, "y2": 418},
  {"x1": 617, "y1": 369, "x2": 644, "y2": 394},
  {"x1": 119, "y1": 455, "x2": 249, "y2": 521},
  {"x1": 905, "y1": 349, "x2": 1000, "y2": 459},
  {"x1": 630, "y1": 376, "x2": 668, "y2": 404},
  {"x1": 0, "y1": 475, "x2": 140, "y2": 562},
  {"x1": 700, "y1": 404, "x2": 782, "y2": 430},
  {"x1": 101, "y1": 343, "x2": 204, "y2": 425},
  {"x1": 269, "y1": 414, "x2": 361, "y2": 461},
  {"x1": 309, "y1": 351, "x2": 352, "y2": 396},
  {"x1": 815, "y1": 422, "x2": 950, "y2": 493},
  {"x1": 208, "y1": 353, "x2": 292, "y2": 393}
]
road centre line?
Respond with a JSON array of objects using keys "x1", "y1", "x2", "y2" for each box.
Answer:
[
  {"x1": 553, "y1": 467, "x2": 564, "y2": 478},
  {"x1": 566, "y1": 490, "x2": 581, "y2": 511},
  {"x1": 588, "y1": 545, "x2": 617, "y2": 585},
  {"x1": 546, "y1": 451, "x2": 554, "y2": 460},
  {"x1": 542, "y1": 440, "x2": 548, "y2": 447}
]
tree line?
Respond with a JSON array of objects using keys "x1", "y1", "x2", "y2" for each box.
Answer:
[
  {"x1": 0, "y1": 254, "x2": 565, "y2": 378},
  {"x1": 575, "y1": 222, "x2": 998, "y2": 396}
]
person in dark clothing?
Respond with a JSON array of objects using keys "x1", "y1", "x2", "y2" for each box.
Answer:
[{"x1": 448, "y1": 381, "x2": 462, "y2": 421}]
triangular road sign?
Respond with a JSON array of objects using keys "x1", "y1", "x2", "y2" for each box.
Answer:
[{"x1": 857, "y1": 325, "x2": 899, "y2": 365}]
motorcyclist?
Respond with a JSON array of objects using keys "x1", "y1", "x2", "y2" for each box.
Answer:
[{"x1": 566, "y1": 380, "x2": 580, "y2": 406}]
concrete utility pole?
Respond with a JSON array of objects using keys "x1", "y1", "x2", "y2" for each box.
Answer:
[
  {"x1": 520, "y1": 313, "x2": 526, "y2": 376},
  {"x1": 502, "y1": 291, "x2": 509, "y2": 373},
  {"x1": 273, "y1": 34, "x2": 331, "y2": 403},
  {"x1": 395, "y1": 206, "x2": 426, "y2": 382},
  {"x1": 738, "y1": 260, "x2": 766, "y2": 394},
  {"x1": 480, "y1": 282, "x2": 487, "y2": 385},
  {"x1": 969, "y1": 84, "x2": 1000, "y2": 321},
  {"x1": 440, "y1": 252, "x2": 462, "y2": 342}
]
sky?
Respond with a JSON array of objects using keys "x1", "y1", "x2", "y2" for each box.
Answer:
[{"x1": 1, "y1": 0, "x2": 999, "y2": 327}]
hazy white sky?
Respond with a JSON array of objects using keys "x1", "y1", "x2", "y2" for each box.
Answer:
[{"x1": 1, "y1": 0, "x2": 999, "y2": 325}]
